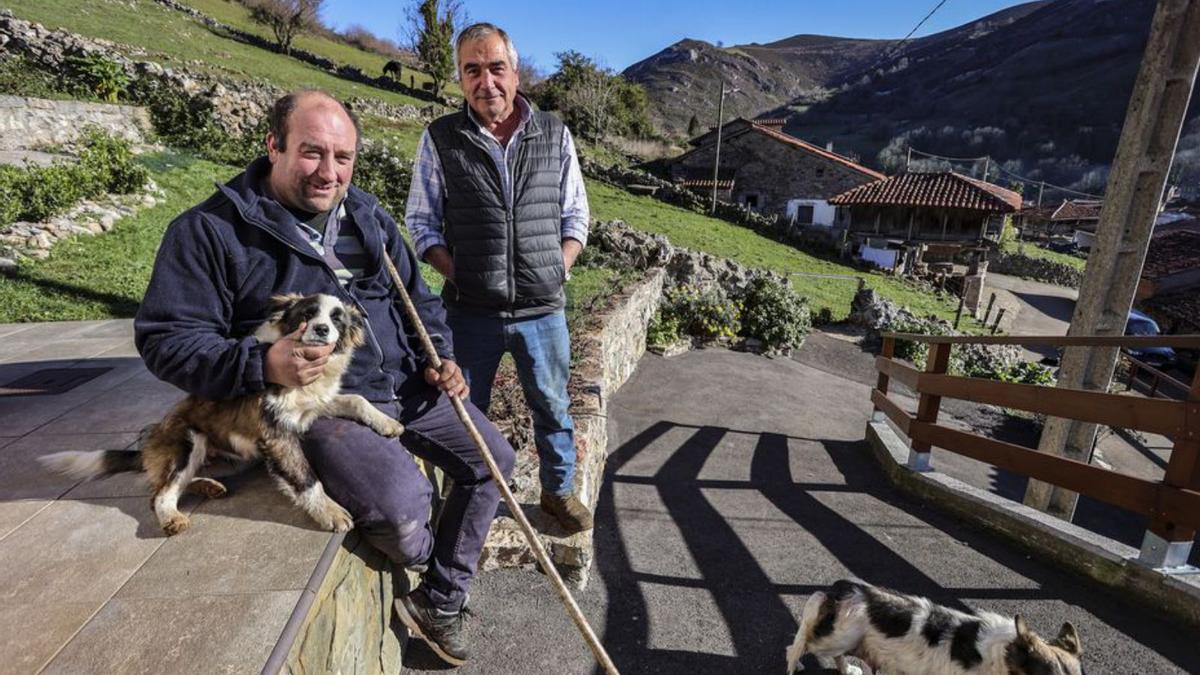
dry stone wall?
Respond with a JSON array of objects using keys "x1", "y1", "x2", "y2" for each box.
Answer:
[{"x1": 0, "y1": 95, "x2": 152, "y2": 150}]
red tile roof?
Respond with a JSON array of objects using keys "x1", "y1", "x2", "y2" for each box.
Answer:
[
  {"x1": 1142, "y1": 230, "x2": 1200, "y2": 279},
  {"x1": 1142, "y1": 291, "x2": 1200, "y2": 330},
  {"x1": 677, "y1": 178, "x2": 735, "y2": 189},
  {"x1": 828, "y1": 172, "x2": 1023, "y2": 212},
  {"x1": 1051, "y1": 199, "x2": 1102, "y2": 221}
]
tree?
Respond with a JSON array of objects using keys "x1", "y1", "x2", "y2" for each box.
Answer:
[
  {"x1": 533, "y1": 51, "x2": 656, "y2": 141},
  {"x1": 517, "y1": 54, "x2": 545, "y2": 89},
  {"x1": 247, "y1": 0, "x2": 325, "y2": 56},
  {"x1": 403, "y1": 0, "x2": 463, "y2": 98}
]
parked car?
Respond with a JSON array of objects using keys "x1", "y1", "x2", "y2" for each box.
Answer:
[{"x1": 1125, "y1": 309, "x2": 1175, "y2": 368}]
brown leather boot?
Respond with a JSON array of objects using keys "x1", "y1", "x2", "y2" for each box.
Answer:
[{"x1": 540, "y1": 492, "x2": 594, "y2": 534}]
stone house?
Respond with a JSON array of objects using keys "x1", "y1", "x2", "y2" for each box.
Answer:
[{"x1": 660, "y1": 118, "x2": 884, "y2": 221}]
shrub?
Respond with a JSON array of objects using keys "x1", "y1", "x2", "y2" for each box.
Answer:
[
  {"x1": 354, "y1": 140, "x2": 414, "y2": 221},
  {"x1": 130, "y1": 81, "x2": 264, "y2": 167},
  {"x1": 663, "y1": 284, "x2": 741, "y2": 340},
  {"x1": 0, "y1": 130, "x2": 147, "y2": 227},
  {"x1": 64, "y1": 53, "x2": 129, "y2": 102},
  {"x1": 739, "y1": 277, "x2": 811, "y2": 353},
  {"x1": 646, "y1": 309, "x2": 683, "y2": 349}
]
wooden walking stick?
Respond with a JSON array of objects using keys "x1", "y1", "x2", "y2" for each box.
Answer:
[{"x1": 380, "y1": 253, "x2": 620, "y2": 675}]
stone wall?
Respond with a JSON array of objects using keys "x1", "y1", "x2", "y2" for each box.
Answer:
[
  {"x1": 280, "y1": 534, "x2": 404, "y2": 675},
  {"x1": 667, "y1": 131, "x2": 877, "y2": 216},
  {"x1": 0, "y1": 95, "x2": 152, "y2": 150},
  {"x1": 0, "y1": 12, "x2": 426, "y2": 137},
  {"x1": 990, "y1": 251, "x2": 1083, "y2": 288},
  {"x1": 478, "y1": 269, "x2": 665, "y2": 587}
]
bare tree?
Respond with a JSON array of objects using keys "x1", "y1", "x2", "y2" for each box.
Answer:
[
  {"x1": 563, "y1": 66, "x2": 619, "y2": 140},
  {"x1": 247, "y1": 0, "x2": 326, "y2": 56},
  {"x1": 401, "y1": 0, "x2": 466, "y2": 98},
  {"x1": 518, "y1": 53, "x2": 545, "y2": 89}
]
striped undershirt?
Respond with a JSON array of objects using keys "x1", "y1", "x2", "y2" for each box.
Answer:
[{"x1": 291, "y1": 200, "x2": 369, "y2": 287}]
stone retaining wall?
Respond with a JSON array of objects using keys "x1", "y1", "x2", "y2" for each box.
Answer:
[
  {"x1": 478, "y1": 268, "x2": 666, "y2": 587},
  {"x1": 0, "y1": 94, "x2": 152, "y2": 150},
  {"x1": 990, "y1": 251, "x2": 1083, "y2": 288}
]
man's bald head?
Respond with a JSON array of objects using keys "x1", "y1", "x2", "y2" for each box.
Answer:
[{"x1": 268, "y1": 89, "x2": 362, "y2": 153}]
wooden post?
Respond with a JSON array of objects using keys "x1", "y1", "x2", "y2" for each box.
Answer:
[
  {"x1": 982, "y1": 292, "x2": 997, "y2": 325},
  {"x1": 991, "y1": 308, "x2": 1006, "y2": 334},
  {"x1": 873, "y1": 337, "x2": 895, "y2": 423},
  {"x1": 908, "y1": 343, "x2": 951, "y2": 471},
  {"x1": 1140, "y1": 366, "x2": 1200, "y2": 567},
  {"x1": 954, "y1": 294, "x2": 966, "y2": 329}
]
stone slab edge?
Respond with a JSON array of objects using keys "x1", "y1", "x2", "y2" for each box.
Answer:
[{"x1": 864, "y1": 420, "x2": 1200, "y2": 630}]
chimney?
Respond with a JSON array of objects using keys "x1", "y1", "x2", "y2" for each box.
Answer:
[{"x1": 826, "y1": 141, "x2": 834, "y2": 152}]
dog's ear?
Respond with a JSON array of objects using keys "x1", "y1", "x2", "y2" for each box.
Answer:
[
  {"x1": 267, "y1": 294, "x2": 304, "y2": 321},
  {"x1": 1014, "y1": 615, "x2": 1032, "y2": 641},
  {"x1": 1051, "y1": 622, "x2": 1082, "y2": 655}
]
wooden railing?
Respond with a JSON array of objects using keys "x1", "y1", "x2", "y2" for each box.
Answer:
[{"x1": 872, "y1": 332, "x2": 1200, "y2": 568}]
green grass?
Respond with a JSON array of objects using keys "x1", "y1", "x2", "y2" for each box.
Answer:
[
  {"x1": 0, "y1": 151, "x2": 238, "y2": 322},
  {"x1": 361, "y1": 114, "x2": 427, "y2": 158},
  {"x1": 6, "y1": 0, "x2": 430, "y2": 107},
  {"x1": 586, "y1": 178, "x2": 983, "y2": 326},
  {"x1": 1002, "y1": 238, "x2": 1086, "y2": 271}
]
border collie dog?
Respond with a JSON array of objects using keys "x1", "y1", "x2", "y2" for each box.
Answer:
[
  {"x1": 42, "y1": 293, "x2": 404, "y2": 535},
  {"x1": 786, "y1": 580, "x2": 1084, "y2": 675}
]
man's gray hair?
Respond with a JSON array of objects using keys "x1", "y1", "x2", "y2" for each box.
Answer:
[{"x1": 454, "y1": 22, "x2": 518, "y2": 74}]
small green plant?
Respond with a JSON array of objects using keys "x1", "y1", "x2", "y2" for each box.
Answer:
[
  {"x1": 65, "y1": 54, "x2": 129, "y2": 103},
  {"x1": 354, "y1": 139, "x2": 414, "y2": 219},
  {"x1": 739, "y1": 277, "x2": 811, "y2": 353},
  {"x1": 646, "y1": 309, "x2": 683, "y2": 349}
]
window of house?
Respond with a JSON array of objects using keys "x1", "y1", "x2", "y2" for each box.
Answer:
[
  {"x1": 795, "y1": 205, "x2": 814, "y2": 224},
  {"x1": 744, "y1": 194, "x2": 759, "y2": 209}
]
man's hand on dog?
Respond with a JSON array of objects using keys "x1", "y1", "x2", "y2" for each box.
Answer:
[
  {"x1": 265, "y1": 323, "x2": 336, "y2": 387},
  {"x1": 425, "y1": 360, "x2": 469, "y2": 399}
]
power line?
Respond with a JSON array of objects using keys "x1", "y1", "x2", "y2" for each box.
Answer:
[
  {"x1": 907, "y1": 146, "x2": 1105, "y2": 200},
  {"x1": 860, "y1": 0, "x2": 953, "y2": 76}
]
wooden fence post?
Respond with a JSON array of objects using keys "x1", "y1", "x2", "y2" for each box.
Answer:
[
  {"x1": 873, "y1": 336, "x2": 895, "y2": 422},
  {"x1": 1139, "y1": 367, "x2": 1200, "y2": 568},
  {"x1": 908, "y1": 342, "x2": 951, "y2": 471}
]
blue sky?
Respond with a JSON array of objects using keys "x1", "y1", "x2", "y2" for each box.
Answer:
[{"x1": 322, "y1": 0, "x2": 1034, "y2": 72}]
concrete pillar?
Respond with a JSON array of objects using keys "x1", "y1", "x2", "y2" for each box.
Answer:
[{"x1": 1025, "y1": 0, "x2": 1200, "y2": 519}]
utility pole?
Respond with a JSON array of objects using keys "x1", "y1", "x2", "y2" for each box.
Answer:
[
  {"x1": 1024, "y1": 0, "x2": 1200, "y2": 568},
  {"x1": 982, "y1": 156, "x2": 991, "y2": 183},
  {"x1": 1037, "y1": 181, "x2": 1045, "y2": 207},
  {"x1": 906, "y1": 146, "x2": 912, "y2": 172},
  {"x1": 710, "y1": 82, "x2": 738, "y2": 214}
]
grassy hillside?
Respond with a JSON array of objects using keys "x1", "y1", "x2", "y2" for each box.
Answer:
[
  {"x1": 586, "y1": 179, "x2": 981, "y2": 326},
  {"x1": 179, "y1": 0, "x2": 460, "y2": 97},
  {"x1": 5, "y1": 0, "x2": 431, "y2": 107}
]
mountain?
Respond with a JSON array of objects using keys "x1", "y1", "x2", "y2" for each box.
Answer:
[
  {"x1": 622, "y1": 2, "x2": 1045, "y2": 137},
  {"x1": 625, "y1": 0, "x2": 1200, "y2": 195}
]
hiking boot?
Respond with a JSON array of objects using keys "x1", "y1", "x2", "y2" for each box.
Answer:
[
  {"x1": 394, "y1": 589, "x2": 471, "y2": 666},
  {"x1": 540, "y1": 492, "x2": 594, "y2": 534}
]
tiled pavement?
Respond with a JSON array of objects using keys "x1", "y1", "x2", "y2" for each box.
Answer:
[{"x1": 0, "y1": 320, "x2": 331, "y2": 674}]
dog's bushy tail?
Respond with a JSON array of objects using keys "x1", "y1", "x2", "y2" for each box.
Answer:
[
  {"x1": 786, "y1": 590, "x2": 827, "y2": 673},
  {"x1": 40, "y1": 449, "x2": 142, "y2": 480}
]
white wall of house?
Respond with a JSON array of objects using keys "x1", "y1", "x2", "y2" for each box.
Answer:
[
  {"x1": 860, "y1": 242, "x2": 900, "y2": 270},
  {"x1": 786, "y1": 199, "x2": 837, "y2": 227}
]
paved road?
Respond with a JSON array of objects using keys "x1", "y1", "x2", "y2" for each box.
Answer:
[
  {"x1": 984, "y1": 273, "x2": 1078, "y2": 359},
  {"x1": 405, "y1": 347, "x2": 1197, "y2": 674}
]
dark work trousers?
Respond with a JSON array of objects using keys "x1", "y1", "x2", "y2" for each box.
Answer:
[{"x1": 302, "y1": 388, "x2": 515, "y2": 613}]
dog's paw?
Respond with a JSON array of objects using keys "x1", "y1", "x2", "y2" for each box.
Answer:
[
  {"x1": 323, "y1": 499, "x2": 354, "y2": 532},
  {"x1": 375, "y1": 418, "x2": 406, "y2": 437},
  {"x1": 161, "y1": 513, "x2": 191, "y2": 536},
  {"x1": 187, "y1": 477, "x2": 228, "y2": 499}
]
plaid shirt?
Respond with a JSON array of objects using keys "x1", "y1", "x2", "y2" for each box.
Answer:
[{"x1": 403, "y1": 96, "x2": 590, "y2": 261}]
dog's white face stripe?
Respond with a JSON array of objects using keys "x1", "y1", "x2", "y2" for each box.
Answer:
[{"x1": 300, "y1": 294, "x2": 344, "y2": 347}]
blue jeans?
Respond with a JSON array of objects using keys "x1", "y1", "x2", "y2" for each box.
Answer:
[{"x1": 447, "y1": 308, "x2": 577, "y2": 496}]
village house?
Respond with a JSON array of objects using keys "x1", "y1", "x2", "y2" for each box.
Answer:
[
  {"x1": 1136, "y1": 229, "x2": 1200, "y2": 338},
  {"x1": 659, "y1": 117, "x2": 884, "y2": 223},
  {"x1": 828, "y1": 171, "x2": 1024, "y2": 311}
]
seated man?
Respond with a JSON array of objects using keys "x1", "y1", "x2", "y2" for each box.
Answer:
[{"x1": 135, "y1": 89, "x2": 512, "y2": 667}]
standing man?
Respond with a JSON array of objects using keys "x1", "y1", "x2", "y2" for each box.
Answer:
[
  {"x1": 135, "y1": 90, "x2": 511, "y2": 666},
  {"x1": 406, "y1": 23, "x2": 593, "y2": 533}
]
